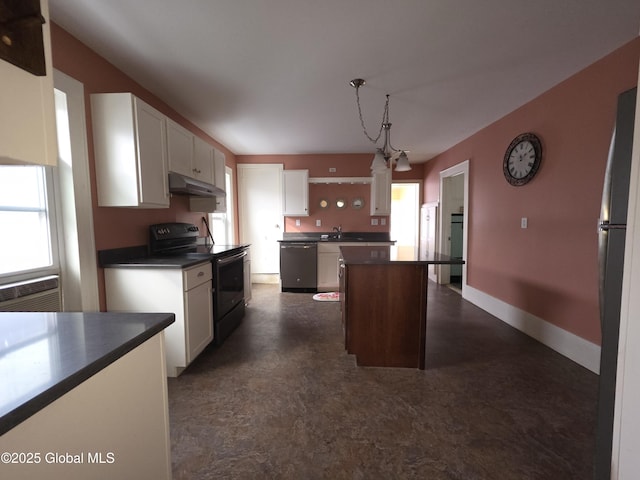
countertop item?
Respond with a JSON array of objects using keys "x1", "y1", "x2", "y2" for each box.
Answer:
[
  {"x1": 98, "y1": 244, "x2": 249, "y2": 268},
  {"x1": 0, "y1": 311, "x2": 175, "y2": 435},
  {"x1": 340, "y1": 245, "x2": 465, "y2": 265},
  {"x1": 279, "y1": 232, "x2": 393, "y2": 243}
]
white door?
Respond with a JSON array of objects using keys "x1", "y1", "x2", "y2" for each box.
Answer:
[{"x1": 238, "y1": 164, "x2": 283, "y2": 277}]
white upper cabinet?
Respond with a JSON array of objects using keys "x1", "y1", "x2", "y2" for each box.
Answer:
[
  {"x1": 282, "y1": 169, "x2": 309, "y2": 216},
  {"x1": 192, "y1": 136, "x2": 215, "y2": 185},
  {"x1": 91, "y1": 93, "x2": 169, "y2": 208},
  {"x1": 0, "y1": 0, "x2": 57, "y2": 166},
  {"x1": 166, "y1": 119, "x2": 193, "y2": 177},
  {"x1": 213, "y1": 148, "x2": 226, "y2": 191},
  {"x1": 213, "y1": 148, "x2": 227, "y2": 212},
  {"x1": 370, "y1": 169, "x2": 392, "y2": 215}
]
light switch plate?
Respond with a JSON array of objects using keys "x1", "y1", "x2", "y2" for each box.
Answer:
[
  {"x1": 316, "y1": 219, "x2": 322, "y2": 227},
  {"x1": 380, "y1": 218, "x2": 386, "y2": 226},
  {"x1": 521, "y1": 217, "x2": 528, "y2": 229},
  {"x1": 371, "y1": 218, "x2": 379, "y2": 226},
  {"x1": 295, "y1": 219, "x2": 300, "y2": 226}
]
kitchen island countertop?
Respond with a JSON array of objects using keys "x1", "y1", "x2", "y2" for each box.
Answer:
[
  {"x1": 340, "y1": 245, "x2": 465, "y2": 265},
  {"x1": 0, "y1": 311, "x2": 175, "y2": 435}
]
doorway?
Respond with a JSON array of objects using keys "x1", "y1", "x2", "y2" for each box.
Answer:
[
  {"x1": 439, "y1": 160, "x2": 469, "y2": 295},
  {"x1": 390, "y1": 182, "x2": 421, "y2": 260}
]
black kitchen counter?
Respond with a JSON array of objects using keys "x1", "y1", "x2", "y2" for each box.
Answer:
[
  {"x1": 279, "y1": 232, "x2": 393, "y2": 243},
  {"x1": 0, "y1": 311, "x2": 175, "y2": 435},
  {"x1": 340, "y1": 245, "x2": 465, "y2": 265},
  {"x1": 98, "y1": 244, "x2": 250, "y2": 268}
]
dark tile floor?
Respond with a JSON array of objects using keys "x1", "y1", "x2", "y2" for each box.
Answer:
[{"x1": 168, "y1": 282, "x2": 598, "y2": 479}]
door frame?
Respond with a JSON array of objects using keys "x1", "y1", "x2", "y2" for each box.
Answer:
[
  {"x1": 438, "y1": 160, "x2": 469, "y2": 293},
  {"x1": 53, "y1": 69, "x2": 100, "y2": 311}
]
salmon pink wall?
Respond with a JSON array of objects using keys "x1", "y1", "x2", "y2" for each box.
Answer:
[
  {"x1": 423, "y1": 38, "x2": 640, "y2": 345},
  {"x1": 236, "y1": 154, "x2": 424, "y2": 232},
  {"x1": 50, "y1": 23, "x2": 238, "y2": 309}
]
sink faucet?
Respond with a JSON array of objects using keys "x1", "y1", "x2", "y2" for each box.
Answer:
[{"x1": 332, "y1": 225, "x2": 342, "y2": 238}]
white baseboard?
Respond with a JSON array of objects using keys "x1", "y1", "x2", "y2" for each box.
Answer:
[{"x1": 463, "y1": 284, "x2": 601, "y2": 374}]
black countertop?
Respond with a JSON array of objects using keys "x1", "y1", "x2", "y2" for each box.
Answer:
[
  {"x1": 0, "y1": 311, "x2": 175, "y2": 435},
  {"x1": 99, "y1": 244, "x2": 250, "y2": 268},
  {"x1": 340, "y1": 245, "x2": 465, "y2": 265}
]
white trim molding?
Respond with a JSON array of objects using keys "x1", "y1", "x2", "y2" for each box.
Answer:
[{"x1": 464, "y1": 284, "x2": 601, "y2": 373}]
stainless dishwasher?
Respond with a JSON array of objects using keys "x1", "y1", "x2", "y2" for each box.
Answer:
[{"x1": 279, "y1": 242, "x2": 317, "y2": 292}]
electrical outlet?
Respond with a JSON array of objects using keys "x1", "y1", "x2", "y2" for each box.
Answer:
[
  {"x1": 329, "y1": 167, "x2": 336, "y2": 173},
  {"x1": 316, "y1": 219, "x2": 322, "y2": 227},
  {"x1": 371, "y1": 218, "x2": 379, "y2": 226},
  {"x1": 521, "y1": 217, "x2": 528, "y2": 229},
  {"x1": 295, "y1": 219, "x2": 300, "y2": 227},
  {"x1": 380, "y1": 218, "x2": 386, "y2": 226}
]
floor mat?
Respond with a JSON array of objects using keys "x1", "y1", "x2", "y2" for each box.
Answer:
[{"x1": 312, "y1": 292, "x2": 340, "y2": 302}]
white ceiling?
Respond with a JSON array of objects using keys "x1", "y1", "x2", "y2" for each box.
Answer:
[{"x1": 49, "y1": 0, "x2": 640, "y2": 163}]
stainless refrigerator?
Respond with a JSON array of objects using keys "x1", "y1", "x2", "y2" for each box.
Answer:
[{"x1": 595, "y1": 86, "x2": 637, "y2": 479}]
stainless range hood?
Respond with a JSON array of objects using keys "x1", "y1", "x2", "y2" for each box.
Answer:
[{"x1": 168, "y1": 172, "x2": 225, "y2": 198}]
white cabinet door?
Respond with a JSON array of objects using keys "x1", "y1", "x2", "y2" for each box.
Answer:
[
  {"x1": 135, "y1": 100, "x2": 170, "y2": 207},
  {"x1": 185, "y1": 280, "x2": 214, "y2": 362},
  {"x1": 317, "y1": 250, "x2": 341, "y2": 291},
  {"x1": 282, "y1": 169, "x2": 309, "y2": 216},
  {"x1": 166, "y1": 119, "x2": 193, "y2": 177},
  {"x1": 91, "y1": 93, "x2": 169, "y2": 208},
  {"x1": 213, "y1": 148, "x2": 226, "y2": 191},
  {"x1": 0, "y1": 0, "x2": 57, "y2": 166},
  {"x1": 370, "y1": 169, "x2": 392, "y2": 215},
  {"x1": 193, "y1": 136, "x2": 215, "y2": 185}
]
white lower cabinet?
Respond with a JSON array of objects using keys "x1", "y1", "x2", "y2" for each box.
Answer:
[
  {"x1": 0, "y1": 334, "x2": 172, "y2": 480},
  {"x1": 317, "y1": 242, "x2": 394, "y2": 291},
  {"x1": 105, "y1": 262, "x2": 214, "y2": 376}
]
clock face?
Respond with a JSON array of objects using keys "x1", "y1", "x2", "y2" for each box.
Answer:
[{"x1": 503, "y1": 133, "x2": 542, "y2": 186}]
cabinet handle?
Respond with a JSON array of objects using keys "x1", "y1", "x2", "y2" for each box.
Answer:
[{"x1": 197, "y1": 271, "x2": 204, "y2": 277}]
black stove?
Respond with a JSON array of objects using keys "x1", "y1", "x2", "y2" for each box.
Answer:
[{"x1": 149, "y1": 222, "x2": 247, "y2": 346}]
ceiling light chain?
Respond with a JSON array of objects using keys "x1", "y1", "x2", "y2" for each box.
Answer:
[
  {"x1": 350, "y1": 78, "x2": 411, "y2": 173},
  {"x1": 353, "y1": 82, "x2": 387, "y2": 144}
]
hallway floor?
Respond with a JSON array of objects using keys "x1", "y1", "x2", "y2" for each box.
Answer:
[{"x1": 168, "y1": 283, "x2": 598, "y2": 479}]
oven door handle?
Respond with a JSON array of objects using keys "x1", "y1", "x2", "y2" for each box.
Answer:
[{"x1": 217, "y1": 250, "x2": 247, "y2": 266}]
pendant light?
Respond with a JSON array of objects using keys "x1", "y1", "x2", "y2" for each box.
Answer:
[{"x1": 350, "y1": 78, "x2": 411, "y2": 173}]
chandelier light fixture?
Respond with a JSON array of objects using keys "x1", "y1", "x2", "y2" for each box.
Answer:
[{"x1": 349, "y1": 78, "x2": 411, "y2": 173}]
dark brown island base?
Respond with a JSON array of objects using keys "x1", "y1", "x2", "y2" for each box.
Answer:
[{"x1": 339, "y1": 245, "x2": 464, "y2": 369}]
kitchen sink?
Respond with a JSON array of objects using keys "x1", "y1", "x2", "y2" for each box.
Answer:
[{"x1": 320, "y1": 234, "x2": 367, "y2": 242}]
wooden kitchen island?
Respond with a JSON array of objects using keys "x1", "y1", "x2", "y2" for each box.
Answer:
[{"x1": 339, "y1": 245, "x2": 464, "y2": 369}]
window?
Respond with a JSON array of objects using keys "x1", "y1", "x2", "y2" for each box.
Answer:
[
  {"x1": 208, "y1": 167, "x2": 235, "y2": 245},
  {"x1": 0, "y1": 165, "x2": 58, "y2": 280}
]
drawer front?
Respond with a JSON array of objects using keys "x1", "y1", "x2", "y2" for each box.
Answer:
[{"x1": 183, "y1": 262, "x2": 212, "y2": 290}]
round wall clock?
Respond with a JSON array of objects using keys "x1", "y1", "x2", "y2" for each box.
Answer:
[{"x1": 503, "y1": 132, "x2": 542, "y2": 186}]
